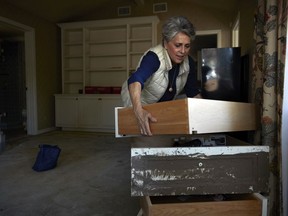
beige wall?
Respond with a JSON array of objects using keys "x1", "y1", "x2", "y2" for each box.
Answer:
[
  {"x1": 0, "y1": 0, "x2": 256, "y2": 132},
  {"x1": 78, "y1": 0, "x2": 238, "y2": 48},
  {"x1": 238, "y1": 0, "x2": 257, "y2": 101},
  {"x1": 238, "y1": 0, "x2": 257, "y2": 55},
  {"x1": 0, "y1": 0, "x2": 61, "y2": 131}
]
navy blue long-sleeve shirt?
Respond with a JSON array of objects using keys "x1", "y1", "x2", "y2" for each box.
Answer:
[{"x1": 128, "y1": 51, "x2": 200, "y2": 102}]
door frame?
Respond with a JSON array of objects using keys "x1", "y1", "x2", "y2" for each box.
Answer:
[{"x1": 0, "y1": 16, "x2": 38, "y2": 135}]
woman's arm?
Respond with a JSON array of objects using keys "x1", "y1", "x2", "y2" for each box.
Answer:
[
  {"x1": 128, "y1": 82, "x2": 157, "y2": 136},
  {"x1": 127, "y1": 51, "x2": 160, "y2": 136}
]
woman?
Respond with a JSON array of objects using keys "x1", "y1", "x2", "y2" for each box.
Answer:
[{"x1": 121, "y1": 16, "x2": 201, "y2": 136}]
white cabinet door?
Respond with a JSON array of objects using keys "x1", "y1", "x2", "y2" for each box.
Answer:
[
  {"x1": 98, "y1": 97, "x2": 123, "y2": 130},
  {"x1": 78, "y1": 97, "x2": 100, "y2": 128},
  {"x1": 55, "y1": 96, "x2": 78, "y2": 127},
  {"x1": 55, "y1": 95, "x2": 122, "y2": 132}
]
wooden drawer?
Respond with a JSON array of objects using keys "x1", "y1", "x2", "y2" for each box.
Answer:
[
  {"x1": 115, "y1": 98, "x2": 257, "y2": 136},
  {"x1": 139, "y1": 193, "x2": 267, "y2": 216},
  {"x1": 131, "y1": 136, "x2": 269, "y2": 196}
]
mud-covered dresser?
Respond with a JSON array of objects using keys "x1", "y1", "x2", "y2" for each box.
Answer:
[{"x1": 115, "y1": 98, "x2": 269, "y2": 216}]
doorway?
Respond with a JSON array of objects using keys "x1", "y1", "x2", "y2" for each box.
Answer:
[
  {"x1": 190, "y1": 30, "x2": 221, "y2": 83},
  {"x1": 0, "y1": 16, "x2": 37, "y2": 140},
  {"x1": 0, "y1": 37, "x2": 26, "y2": 140}
]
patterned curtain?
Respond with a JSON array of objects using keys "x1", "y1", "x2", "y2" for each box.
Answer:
[{"x1": 252, "y1": 0, "x2": 287, "y2": 215}]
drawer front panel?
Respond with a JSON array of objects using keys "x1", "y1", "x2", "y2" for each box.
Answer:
[{"x1": 131, "y1": 146, "x2": 269, "y2": 196}]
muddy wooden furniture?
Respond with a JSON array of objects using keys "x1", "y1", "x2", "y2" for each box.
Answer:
[
  {"x1": 131, "y1": 138, "x2": 269, "y2": 196},
  {"x1": 115, "y1": 98, "x2": 268, "y2": 215},
  {"x1": 115, "y1": 98, "x2": 257, "y2": 136}
]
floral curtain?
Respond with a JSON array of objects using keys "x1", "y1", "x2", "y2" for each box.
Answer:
[{"x1": 252, "y1": 0, "x2": 287, "y2": 215}]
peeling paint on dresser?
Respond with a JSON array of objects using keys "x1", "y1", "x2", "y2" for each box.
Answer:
[{"x1": 131, "y1": 146, "x2": 269, "y2": 196}]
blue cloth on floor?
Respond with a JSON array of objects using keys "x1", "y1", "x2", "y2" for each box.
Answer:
[{"x1": 32, "y1": 144, "x2": 61, "y2": 172}]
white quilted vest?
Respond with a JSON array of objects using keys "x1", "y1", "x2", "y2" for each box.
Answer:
[{"x1": 121, "y1": 44, "x2": 190, "y2": 106}]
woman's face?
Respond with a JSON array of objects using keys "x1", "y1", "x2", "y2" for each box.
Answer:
[{"x1": 164, "y1": 32, "x2": 191, "y2": 64}]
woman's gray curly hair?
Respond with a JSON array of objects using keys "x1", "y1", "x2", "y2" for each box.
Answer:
[{"x1": 162, "y1": 16, "x2": 195, "y2": 43}]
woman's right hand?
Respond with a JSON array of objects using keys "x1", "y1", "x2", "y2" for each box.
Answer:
[
  {"x1": 134, "y1": 107, "x2": 157, "y2": 136},
  {"x1": 128, "y1": 81, "x2": 157, "y2": 136}
]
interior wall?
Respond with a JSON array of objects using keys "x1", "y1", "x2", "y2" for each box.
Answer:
[
  {"x1": 0, "y1": 0, "x2": 61, "y2": 132},
  {"x1": 238, "y1": 0, "x2": 257, "y2": 102},
  {"x1": 238, "y1": 0, "x2": 257, "y2": 55}
]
